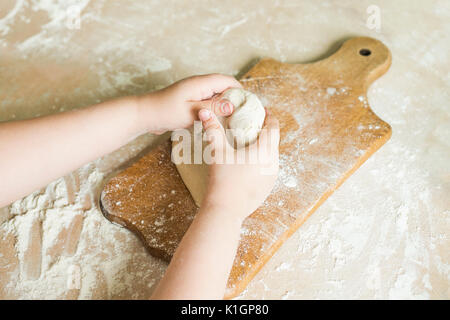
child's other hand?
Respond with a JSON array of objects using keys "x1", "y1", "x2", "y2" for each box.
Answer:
[
  {"x1": 198, "y1": 108, "x2": 280, "y2": 222},
  {"x1": 138, "y1": 74, "x2": 242, "y2": 134}
]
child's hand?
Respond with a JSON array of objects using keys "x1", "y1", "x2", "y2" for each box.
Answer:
[
  {"x1": 198, "y1": 108, "x2": 280, "y2": 221},
  {"x1": 152, "y1": 108, "x2": 279, "y2": 300},
  {"x1": 138, "y1": 74, "x2": 242, "y2": 134}
]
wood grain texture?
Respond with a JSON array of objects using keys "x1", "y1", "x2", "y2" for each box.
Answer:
[{"x1": 100, "y1": 37, "x2": 392, "y2": 299}]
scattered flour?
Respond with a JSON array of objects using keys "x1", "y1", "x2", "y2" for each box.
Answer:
[
  {"x1": 0, "y1": 0, "x2": 448, "y2": 300},
  {"x1": 326, "y1": 87, "x2": 336, "y2": 95}
]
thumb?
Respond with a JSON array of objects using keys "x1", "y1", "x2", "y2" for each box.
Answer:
[
  {"x1": 198, "y1": 109, "x2": 228, "y2": 160},
  {"x1": 194, "y1": 95, "x2": 234, "y2": 117}
]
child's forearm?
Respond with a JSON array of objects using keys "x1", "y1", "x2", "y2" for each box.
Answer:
[
  {"x1": 0, "y1": 96, "x2": 147, "y2": 207},
  {"x1": 151, "y1": 203, "x2": 244, "y2": 300},
  {"x1": 0, "y1": 74, "x2": 240, "y2": 208},
  {"x1": 151, "y1": 106, "x2": 279, "y2": 300}
]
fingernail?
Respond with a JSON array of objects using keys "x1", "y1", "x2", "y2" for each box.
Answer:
[
  {"x1": 220, "y1": 100, "x2": 232, "y2": 115},
  {"x1": 199, "y1": 109, "x2": 211, "y2": 121}
]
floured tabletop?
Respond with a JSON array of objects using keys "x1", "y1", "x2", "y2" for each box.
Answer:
[
  {"x1": 0, "y1": 0, "x2": 448, "y2": 299},
  {"x1": 100, "y1": 37, "x2": 393, "y2": 298}
]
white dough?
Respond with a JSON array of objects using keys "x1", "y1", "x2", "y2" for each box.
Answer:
[{"x1": 223, "y1": 88, "x2": 266, "y2": 148}]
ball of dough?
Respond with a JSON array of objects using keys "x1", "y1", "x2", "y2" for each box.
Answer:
[{"x1": 223, "y1": 88, "x2": 266, "y2": 148}]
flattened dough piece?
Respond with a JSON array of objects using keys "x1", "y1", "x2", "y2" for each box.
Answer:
[{"x1": 172, "y1": 125, "x2": 209, "y2": 207}]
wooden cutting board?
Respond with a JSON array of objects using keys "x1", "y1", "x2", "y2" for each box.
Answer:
[{"x1": 99, "y1": 37, "x2": 392, "y2": 299}]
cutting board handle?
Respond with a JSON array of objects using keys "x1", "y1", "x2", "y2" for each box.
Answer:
[{"x1": 318, "y1": 37, "x2": 392, "y2": 91}]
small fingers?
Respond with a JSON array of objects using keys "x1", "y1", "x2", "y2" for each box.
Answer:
[
  {"x1": 250, "y1": 110, "x2": 279, "y2": 175},
  {"x1": 187, "y1": 73, "x2": 242, "y2": 116},
  {"x1": 199, "y1": 73, "x2": 242, "y2": 93},
  {"x1": 198, "y1": 109, "x2": 227, "y2": 152},
  {"x1": 199, "y1": 109, "x2": 220, "y2": 130},
  {"x1": 194, "y1": 96, "x2": 234, "y2": 117},
  {"x1": 185, "y1": 74, "x2": 242, "y2": 100},
  {"x1": 259, "y1": 110, "x2": 280, "y2": 147}
]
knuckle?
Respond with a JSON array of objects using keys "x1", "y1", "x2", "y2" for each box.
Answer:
[
  {"x1": 208, "y1": 122, "x2": 221, "y2": 130},
  {"x1": 210, "y1": 95, "x2": 220, "y2": 110},
  {"x1": 203, "y1": 118, "x2": 218, "y2": 129},
  {"x1": 205, "y1": 73, "x2": 222, "y2": 81}
]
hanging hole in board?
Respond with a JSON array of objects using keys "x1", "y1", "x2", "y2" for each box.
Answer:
[{"x1": 359, "y1": 49, "x2": 371, "y2": 56}]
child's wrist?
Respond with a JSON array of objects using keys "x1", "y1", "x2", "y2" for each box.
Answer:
[
  {"x1": 104, "y1": 95, "x2": 144, "y2": 140},
  {"x1": 200, "y1": 198, "x2": 248, "y2": 224},
  {"x1": 135, "y1": 93, "x2": 160, "y2": 134},
  {"x1": 197, "y1": 204, "x2": 245, "y2": 233}
]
